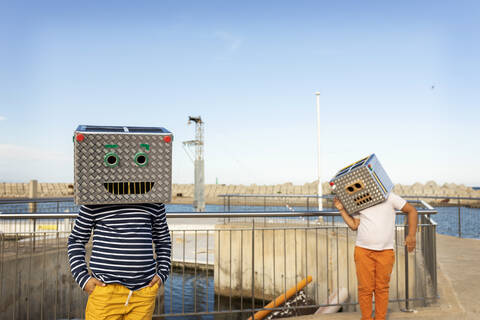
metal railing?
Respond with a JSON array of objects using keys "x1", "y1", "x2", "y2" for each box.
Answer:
[
  {"x1": 0, "y1": 202, "x2": 437, "y2": 320},
  {"x1": 219, "y1": 194, "x2": 480, "y2": 239},
  {"x1": 402, "y1": 195, "x2": 480, "y2": 238},
  {"x1": 1, "y1": 194, "x2": 477, "y2": 238},
  {"x1": 219, "y1": 194, "x2": 332, "y2": 212}
]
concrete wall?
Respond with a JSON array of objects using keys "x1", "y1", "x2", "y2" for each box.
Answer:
[
  {"x1": 0, "y1": 240, "x2": 87, "y2": 319},
  {"x1": 214, "y1": 223, "x2": 430, "y2": 310}
]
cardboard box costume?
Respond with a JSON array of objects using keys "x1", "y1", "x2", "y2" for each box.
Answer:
[
  {"x1": 73, "y1": 125, "x2": 173, "y2": 205},
  {"x1": 330, "y1": 154, "x2": 393, "y2": 214}
]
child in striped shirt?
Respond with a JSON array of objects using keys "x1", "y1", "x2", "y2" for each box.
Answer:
[{"x1": 68, "y1": 203, "x2": 171, "y2": 320}]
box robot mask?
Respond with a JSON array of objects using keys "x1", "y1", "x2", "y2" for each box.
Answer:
[
  {"x1": 329, "y1": 154, "x2": 393, "y2": 214},
  {"x1": 73, "y1": 125, "x2": 173, "y2": 205}
]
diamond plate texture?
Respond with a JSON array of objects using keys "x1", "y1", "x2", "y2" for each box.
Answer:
[
  {"x1": 74, "y1": 131, "x2": 172, "y2": 205},
  {"x1": 330, "y1": 154, "x2": 393, "y2": 214}
]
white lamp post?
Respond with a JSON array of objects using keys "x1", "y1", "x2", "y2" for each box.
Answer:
[{"x1": 315, "y1": 91, "x2": 323, "y2": 211}]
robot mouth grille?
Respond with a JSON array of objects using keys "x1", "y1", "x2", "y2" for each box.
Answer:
[
  {"x1": 103, "y1": 182, "x2": 155, "y2": 195},
  {"x1": 354, "y1": 192, "x2": 372, "y2": 206}
]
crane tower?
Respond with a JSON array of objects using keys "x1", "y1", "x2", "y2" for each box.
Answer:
[{"x1": 183, "y1": 116, "x2": 205, "y2": 212}]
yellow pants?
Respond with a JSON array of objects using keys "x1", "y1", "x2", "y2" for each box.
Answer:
[{"x1": 86, "y1": 283, "x2": 159, "y2": 320}]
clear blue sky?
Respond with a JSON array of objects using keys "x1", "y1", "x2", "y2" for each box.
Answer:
[{"x1": 1, "y1": 0, "x2": 479, "y2": 186}]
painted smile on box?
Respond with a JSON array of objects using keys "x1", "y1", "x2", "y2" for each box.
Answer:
[{"x1": 104, "y1": 182, "x2": 155, "y2": 195}]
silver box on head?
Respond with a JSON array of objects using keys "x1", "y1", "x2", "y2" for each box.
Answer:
[
  {"x1": 330, "y1": 154, "x2": 393, "y2": 214},
  {"x1": 73, "y1": 125, "x2": 173, "y2": 205}
]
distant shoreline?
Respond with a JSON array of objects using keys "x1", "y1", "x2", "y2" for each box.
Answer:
[{"x1": 1, "y1": 181, "x2": 479, "y2": 206}]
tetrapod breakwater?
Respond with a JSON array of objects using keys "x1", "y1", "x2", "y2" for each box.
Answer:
[{"x1": 1, "y1": 180, "x2": 479, "y2": 206}]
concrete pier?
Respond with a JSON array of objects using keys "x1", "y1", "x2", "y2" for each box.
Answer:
[{"x1": 288, "y1": 234, "x2": 480, "y2": 319}]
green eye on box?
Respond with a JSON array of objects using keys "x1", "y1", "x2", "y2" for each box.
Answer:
[
  {"x1": 134, "y1": 152, "x2": 148, "y2": 167},
  {"x1": 104, "y1": 152, "x2": 119, "y2": 167}
]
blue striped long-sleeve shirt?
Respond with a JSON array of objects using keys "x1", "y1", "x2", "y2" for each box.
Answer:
[{"x1": 67, "y1": 203, "x2": 171, "y2": 290}]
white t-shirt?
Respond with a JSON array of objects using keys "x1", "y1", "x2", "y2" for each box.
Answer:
[{"x1": 353, "y1": 192, "x2": 407, "y2": 251}]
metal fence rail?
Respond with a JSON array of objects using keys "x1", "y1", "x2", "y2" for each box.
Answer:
[
  {"x1": 218, "y1": 194, "x2": 480, "y2": 239},
  {"x1": 0, "y1": 194, "x2": 477, "y2": 238},
  {"x1": 402, "y1": 195, "x2": 480, "y2": 238},
  {"x1": 0, "y1": 204, "x2": 437, "y2": 320},
  {"x1": 218, "y1": 194, "x2": 333, "y2": 212}
]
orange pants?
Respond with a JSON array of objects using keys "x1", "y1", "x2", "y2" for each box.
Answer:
[
  {"x1": 354, "y1": 246, "x2": 395, "y2": 320},
  {"x1": 85, "y1": 283, "x2": 159, "y2": 320}
]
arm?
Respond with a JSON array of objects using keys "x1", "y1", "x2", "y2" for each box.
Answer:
[
  {"x1": 333, "y1": 198, "x2": 360, "y2": 231},
  {"x1": 151, "y1": 203, "x2": 172, "y2": 285},
  {"x1": 402, "y1": 202, "x2": 418, "y2": 252},
  {"x1": 67, "y1": 206, "x2": 94, "y2": 289}
]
